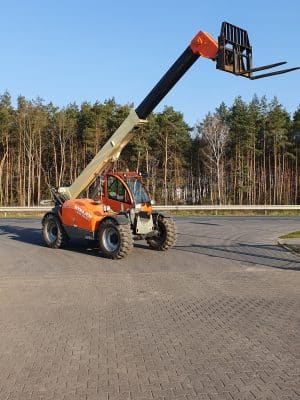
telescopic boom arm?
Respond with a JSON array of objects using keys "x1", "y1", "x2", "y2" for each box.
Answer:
[
  {"x1": 58, "y1": 31, "x2": 218, "y2": 200},
  {"x1": 57, "y1": 22, "x2": 299, "y2": 200}
]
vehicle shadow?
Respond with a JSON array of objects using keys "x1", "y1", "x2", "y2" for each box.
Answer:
[
  {"x1": 2, "y1": 224, "x2": 299, "y2": 269},
  {"x1": 0, "y1": 224, "x2": 147, "y2": 258},
  {"x1": 175, "y1": 242, "x2": 300, "y2": 271},
  {"x1": 0, "y1": 224, "x2": 44, "y2": 246}
]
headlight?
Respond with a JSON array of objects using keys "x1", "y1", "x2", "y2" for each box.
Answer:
[
  {"x1": 103, "y1": 205, "x2": 111, "y2": 212},
  {"x1": 135, "y1": 203, "x2": 142, "y2": 212}
]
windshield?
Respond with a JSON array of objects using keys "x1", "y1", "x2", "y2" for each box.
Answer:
[{"x1": 126, "y1": 178, "x2": 151, "y2": 204}]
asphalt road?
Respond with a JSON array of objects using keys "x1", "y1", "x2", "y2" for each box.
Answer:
[{"x1": 0, "y1": 216, "x2": 299, "y2": 400}]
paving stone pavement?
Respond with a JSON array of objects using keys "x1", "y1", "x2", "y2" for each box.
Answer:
[{"x1": 0, "y1": 217, "x2": 299, "y2": 400}]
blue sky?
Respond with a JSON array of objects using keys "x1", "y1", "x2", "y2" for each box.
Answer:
[{"x1": 0, "y1": 0, "x2": 299, "y2": 126}]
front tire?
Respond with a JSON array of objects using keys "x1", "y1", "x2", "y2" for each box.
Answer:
[
  {"x1": 98, "y1": 219, "x2": 133, "y2": 259},
  {"x1": 147, "y1": 216, "x2": 176, "y2": 251},
  {"x1": 42, "y1": 214, "x2": 68, "y2": 249}
]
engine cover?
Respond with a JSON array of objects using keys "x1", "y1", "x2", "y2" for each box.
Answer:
[{"x1": 61, "y1": 199, "x2": 112, "y2": 232}]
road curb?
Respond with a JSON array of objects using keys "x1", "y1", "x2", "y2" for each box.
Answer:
[{"x1": 278, "y1": 238, "x2": 300, "y2": 255}]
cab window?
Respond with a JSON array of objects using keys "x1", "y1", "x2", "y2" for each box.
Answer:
[{"x1": 107, "y1": 176, "x2": 130, "y2": 203}]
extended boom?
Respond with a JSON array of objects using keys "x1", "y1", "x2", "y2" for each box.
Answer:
[
  {"x1": 43, "y1": 22, "x2": 299, "y2": 260},
  {"x1": 58, "y1": 30, "x2": 218, "y2": 199}
]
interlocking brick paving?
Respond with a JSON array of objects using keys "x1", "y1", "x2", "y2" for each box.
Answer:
[{"x1": 0, "y1": 217, "x2": 299, "y2": 400}]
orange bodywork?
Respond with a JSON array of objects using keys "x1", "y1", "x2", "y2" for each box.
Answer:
[
  {"x1": 103, "y1": 196, "x2": 152, "y2": 214},
  {"x1": 190, "y1": 31, "x2": 218, "y2": 60},
  {"x1": 61, "y1": 199, "x2": 111, "y2": 232},
  {"x1": 61, "y1": 172, "x2": 153, "y2": 233}
]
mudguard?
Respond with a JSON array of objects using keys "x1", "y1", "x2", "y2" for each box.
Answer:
[
  {"x1": 106, "y1": 214, "x2": 129, "y2": 225},
  {"x1": 152, "y1": 211, "x2": 171, "y2": 219},
  {"x1": 41, "y1": 205, "x2": 62, "y2": 224}
]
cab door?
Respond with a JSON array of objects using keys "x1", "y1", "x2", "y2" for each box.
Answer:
[{"x1": 104, "y1": 175, "x2": 132, "y2": 213}]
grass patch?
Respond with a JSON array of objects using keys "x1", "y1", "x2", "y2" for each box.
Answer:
[
  {"x1": 168, "y1": 210, "x2": 300, "y2": 217},
  {"x1": 279, "y1": 231, "x2": 300, "y2": 239},
  {"x1": 0, "y1": 212, "x2": 45, "y2": 218}
]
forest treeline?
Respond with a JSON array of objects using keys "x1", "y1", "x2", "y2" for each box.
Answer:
[{"x1": 0, "y1": 91, "x2": 299, "y2": 206}]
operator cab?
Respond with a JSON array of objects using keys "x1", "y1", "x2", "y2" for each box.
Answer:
[{"x1": 96, "y1": 171, "x2": 151, "y2": 214}]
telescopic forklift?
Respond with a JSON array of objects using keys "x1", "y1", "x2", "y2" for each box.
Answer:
[{"x1": 42, "y1": 22, "x2": 299, "y2": 259}]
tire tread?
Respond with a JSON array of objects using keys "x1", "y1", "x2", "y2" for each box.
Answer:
[
  {"x1": 147, "y1": 216, "x2": 176, "y2": 251},
  {"x1": 42, "y1": 214, "x2": 68, "y2": 249},
  {"x1": 99, "y1": 219, "x2": 133, "y2": 259}
]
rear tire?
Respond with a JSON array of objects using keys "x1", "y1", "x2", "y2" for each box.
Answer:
[
  {"x1": 147, "y1": 216, "x2": 176, "y2": 251},
  {"x1": 42, "y1": 214, "x2": 68, "y2": 249},
  {"x1": 98, "y1": 219, "x2": 133, "y2": 259}
]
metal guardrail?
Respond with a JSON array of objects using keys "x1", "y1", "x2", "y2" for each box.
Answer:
[
  {"x1": 0, "y1": 205, "x2": 300, "y2": 214},
  {"x1": 0, "y1": 206, "x2": 51, "y2": 212},
  {"x1": 155, "y1": 205, "x2": 300, "y2": 211}
]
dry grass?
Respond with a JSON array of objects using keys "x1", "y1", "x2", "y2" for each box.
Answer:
[{"x1": 279, "y1": 231, "x2": 300, "y2": 239}]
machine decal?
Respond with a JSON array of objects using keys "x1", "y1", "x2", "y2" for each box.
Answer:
[{"x1": 74, "y1": 205, "x2": 92, "y2": 220}]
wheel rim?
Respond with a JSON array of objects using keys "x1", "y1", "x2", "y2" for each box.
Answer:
[
  {"x1": 46, "y1": 220, "x2": 58, "y2": 244},
  {"x1": 102, "y1": 227, "x2": 120, "y2": 252}
]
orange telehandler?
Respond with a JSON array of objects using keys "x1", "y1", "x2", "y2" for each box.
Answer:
[{"x1": 42, "y1": 22, "x2": 299, "y2": 259}]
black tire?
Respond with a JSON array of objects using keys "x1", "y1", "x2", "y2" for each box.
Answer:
[
  {"x1": 98, "y1": 219, "x2": 133, "y2": 259},
  {"x1": 146, "y1": 216, "x2": 176, "y2": 251},
  {"x1": 42, "y1": 214, "x2": 68, "y2": 249}
]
